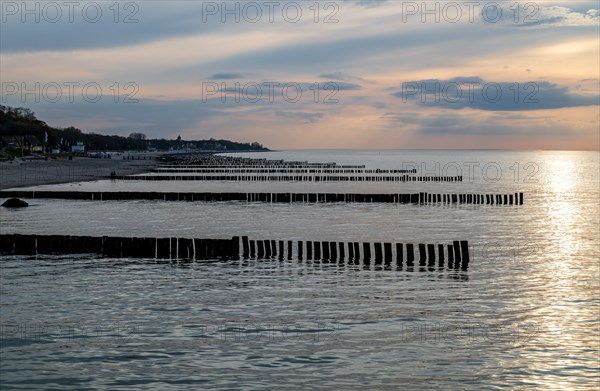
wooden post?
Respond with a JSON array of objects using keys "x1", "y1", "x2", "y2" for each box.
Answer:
[
  {"x1": 322, "y1": 241, "x2": 330, "y2": 261},
  {"x1": 314, "y1": 241, "x2": 321, "y2": 260},
  {"x1": 396, "y1": 243, "x2": 403, "y2": 269},
  {"x1": 242, "y1": 236, "x2": 249, "y2": 259},
  {"x1": 460, "y1": 240, "x2": 470, "y2": 270},
  {"x1": 453, "y1": 240, "x2": 462, "y2": 269},
  {"x1": 447, "y1": 244, "x2": 454, "y2": 268},
  {"x1": 437, "y1": 244, "x2": 445, "y2": 268},
  {"x1": 406, "y1": 243, "x2": 415, "y2": 268},
  {"x1": 363, "y1": 242, "x2": 371, "y2": 265},
  {"x1": 374, "y1": 242, "x2": 383, "y2": 263},
  {"x1": 257, "y1": 240, "x2": 265, "y2": 258},
  {"x1": 427, "y1": 244, "x2": 436, "y2": 269},
  {"x1": 353, "y1": 242, "x2": 360, "y2": 264},
  {"x1": 418, "y1": 243, "x2": 427, "y2": 267},
  {"x1": 384, "y1": 242, "x2": 392, "y2": 268}
]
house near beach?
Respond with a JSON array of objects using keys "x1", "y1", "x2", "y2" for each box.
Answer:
[
  {"x1": 1, "y1": 135, "x2": 43, "y2": 153},
  {"x1": 71, "y1": 142, "x2": 85, "y2": 153}
]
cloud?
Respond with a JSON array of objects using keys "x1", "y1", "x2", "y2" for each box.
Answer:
[
  {"x1": 275, "y1": 111, "x2": 324, "y2": 123},
  {"x1": 392, "y1": 78, "x2": 599, "y2": 111},
  {"x1": 0, "y1": 2, "x2": 221, "y2": 53},
  {"x1": 319, "y1": 72, "x2": 347, "y2": 80},
  {"x1": 209, "y1": 73, "x2": 246, "y2": 80},
  {"x1": 345, "y1": 0, "x2": 389, "y2": 8},
  {"x1": 525, "y1": 5, "x2": 600, "y2": 27},
  {"x1": 382, "y1": 111, "x2": 574, "y2": 136}
]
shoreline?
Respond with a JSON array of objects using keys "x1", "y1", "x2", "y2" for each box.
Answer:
[{"x1": 0, "y1": 153, "x2": 161, "y2": 190}]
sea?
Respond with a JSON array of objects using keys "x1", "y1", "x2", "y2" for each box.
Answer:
[{"x1": 1, "y1": 150, "x2": 598, "y2": 390}]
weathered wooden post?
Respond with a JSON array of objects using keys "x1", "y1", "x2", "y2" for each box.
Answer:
[
  {"x1": 406, "y1": 243, "x2": 415, "y2": 268},
  {"x1": 257, "y1": 240, "x2": 265, "y2": 259},
  {"x1": 374, "y1": 242, "x2": 383, "y2": 264},
  {"x1": 384, "y1": 242, "x2": 392, "y2": 267},
  {"x1": 396, "y1": 243, "x2": 403, "y2": 269},
  {"x1": 437, "y1": 244, "x2": 445, "y2": 268},
  {"x1": 427, "y1": 244, "x2": 436, "y2": 269},
  {"x1": 322, "y1": 241, "x2": 330, "y2": 261},
  {"x1": 330, "y1": 242, "x2": 337, "y2": 262},
  {"x1": 460, "y1": 240, "x2": 470, "y2": 270},
  {"x1": 242, "y1": 236, "x2": 250, "y2": 259},
  {"x1": 353, "y1": 242, "x2": 360, "y2": 264},
  {"x1": 447, "y1": 244, "x2": 454, "y2": 268},
  {"x1": 363, "y1": 242, "x2": 371, "y2": 265},
  {"x1": 453, "y1": 240, "x2": 462, "y2": 269},
  {"x1": 278, "y1": 240, "x2": 284, "y2": 260},
  {"x1": 418, "y1": 243, "x2": 427, "y2": 267}
]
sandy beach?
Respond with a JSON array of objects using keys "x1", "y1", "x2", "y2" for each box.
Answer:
[{"x1": 0, "y1": 153, "x2": 160, "y2": 190}]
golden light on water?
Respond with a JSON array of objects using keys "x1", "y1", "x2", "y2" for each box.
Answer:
[
  {"x1": 545, "y1": 156, "x2": 581, "y2": 258},
  {"x1": 524, "y1": 153, "x2": 598, "y2": 390},
  {"x1": 548, "y1": 159, "x2": 577, "y2": 194}
]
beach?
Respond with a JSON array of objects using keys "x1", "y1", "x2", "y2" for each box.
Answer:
[{"x1": 0, "y1": 154, "x2": 159, "y2": 190}]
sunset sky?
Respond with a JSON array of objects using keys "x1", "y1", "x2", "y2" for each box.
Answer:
[{"x1": 1, "y1": 0, "x2": 599, "y2": 149}]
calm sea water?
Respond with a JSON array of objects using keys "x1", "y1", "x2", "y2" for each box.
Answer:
[{"x1": 1, "y1": 150, "x2": 598, "y2": 390}]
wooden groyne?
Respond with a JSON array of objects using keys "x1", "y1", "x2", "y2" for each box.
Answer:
[
  {"x1": 0, "y1": 234, "x2": 471, "y2": 270},
  {"x1": 152, "y1": 168, "x2": 417, "y2": 174},
  {"x1": 0, "y1": 234, "x2": 238, "y2": 260},
  {"x1": 157, "y1": 154, "x2": 365, "y2": 169},
  {"x1": 111, "y1": 175, "x2": 462, "y2": 182},
  {"x1": 0, "y1": 191, "x2": 524, "y2": 205}
]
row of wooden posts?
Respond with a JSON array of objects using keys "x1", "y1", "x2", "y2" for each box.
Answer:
[
  {"x1": 158, "y1": 158, "x2": 366, "y2": 169},
  {"x1": 152, "y1": 168, "x2": 418, "y2": 174},
  {"x1": 0, "y1": 191, "x2": 524, "y2": 205},
  {"x1": 158, "y1": 164, "x2": 367, "y2": 169},
  {"x1": 240, "y1": 237, "x2": 470, "y2": 270},
  {"x1": 0, "y1": 234, "x2": 470, "y2": 270},
  {"x1": 112, "y1": 175, "x2": 463, "y2": 182}
]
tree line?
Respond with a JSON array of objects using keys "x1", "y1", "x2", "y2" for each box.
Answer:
[{"x1": 0, "y1": 106, "x2": 268, "y2": 152}]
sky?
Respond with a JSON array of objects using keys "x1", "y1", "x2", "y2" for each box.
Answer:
[{"x1": 1, "y1": 0, "x2": 599, "y2": 149}]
